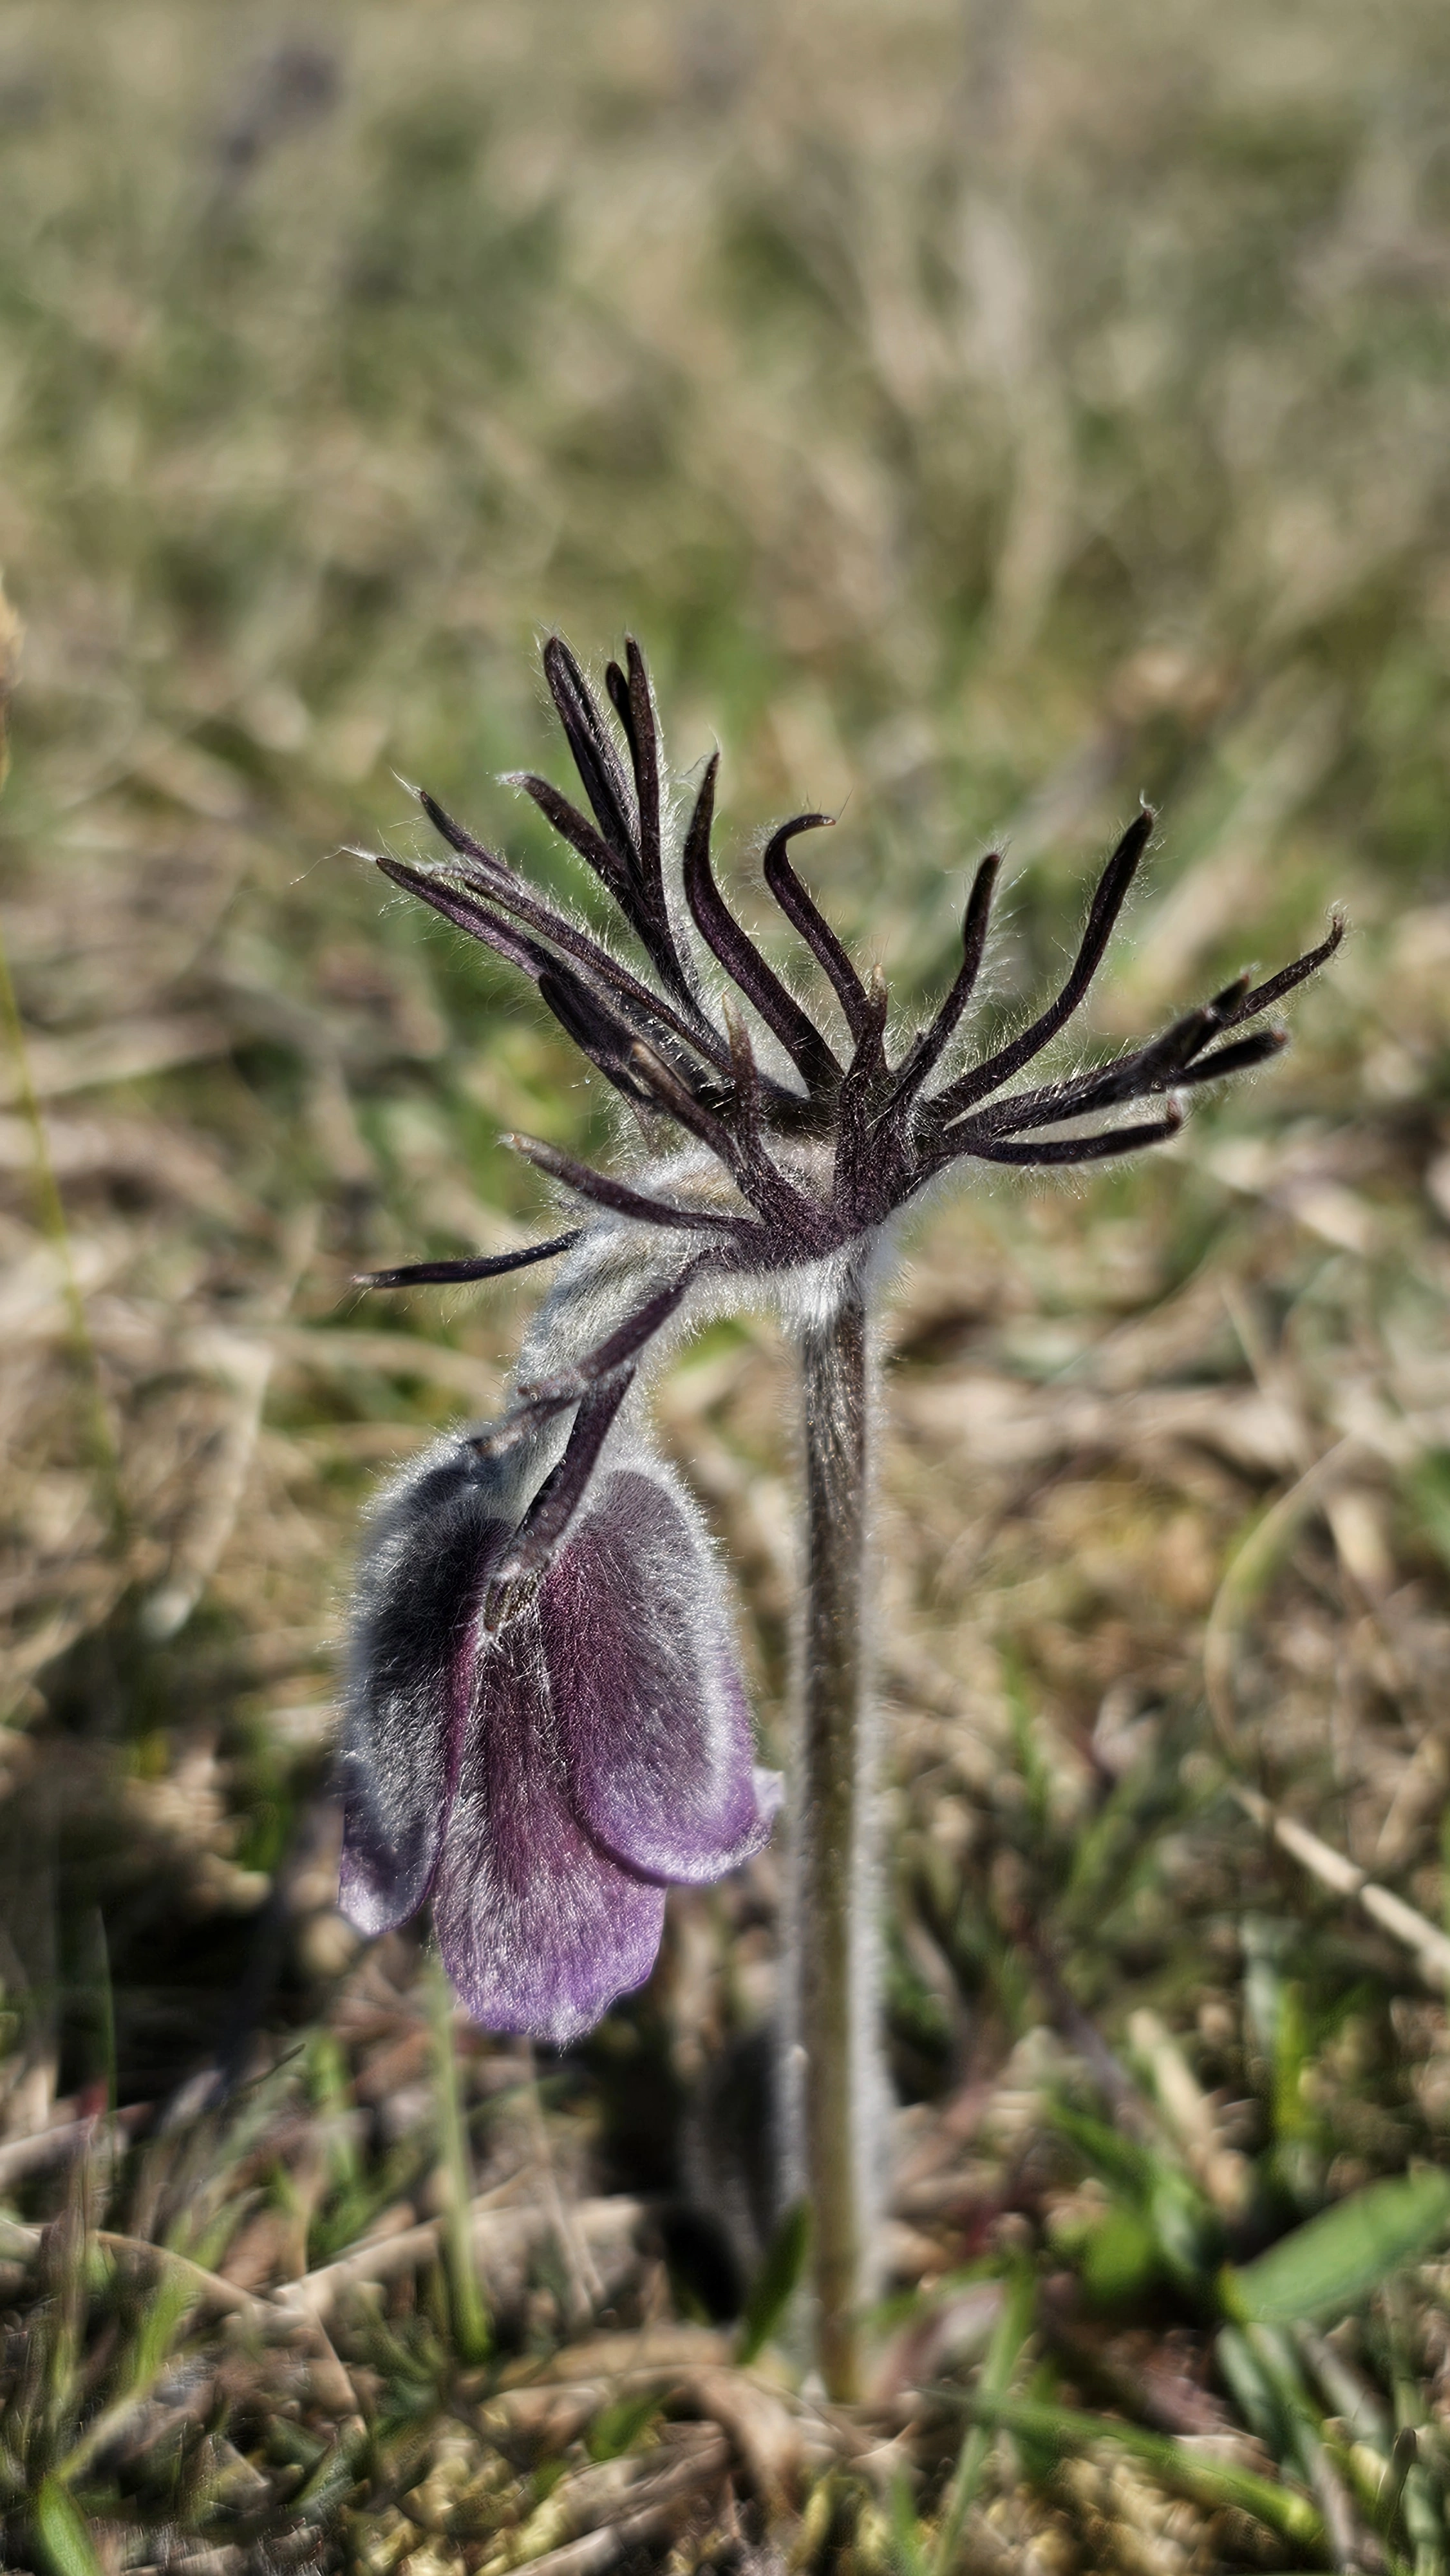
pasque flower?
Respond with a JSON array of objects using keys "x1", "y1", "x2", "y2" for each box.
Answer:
[
  {"x1": 339, "y1": 1417, "x2": 778, "y2": 2041},
  {"x1": 339, "y1": 634, "x2": 1339, "y2": 2047}
]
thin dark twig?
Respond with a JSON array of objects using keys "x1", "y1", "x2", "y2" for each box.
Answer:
[
  {"x1": 357, "y1": 1231, "x2": 584, "y2": 1289},
  {"x1": 723, "y1": 1002, "x2": 763, "y2": 1159},
  {"x1": 1170, "y1": 1028, "x2": 1288, "y2": 1088},
  {"x1": 542, "y1": 634, "x2": 637, "y2": 873},
  {"x1": 381, "y1": 857, "x2": 682, "y2": 1108},
  {"x1": 509, "y1": 769, "x2": 641, "y2": 920},
  {"x1": 624, "y1": 638, "x2": 661, "y2": 867},
  {"x1": 682, "y1": 757, "x2": 842, "y2": 1097},
  {"x1": 881, "y1": 852, "x2": 1001, "y2": 1117},
  {"x1": 385, "y1": 860, "x2": 649, "y2": 1100},
  {"x1": 1216, "y1": 915, "x2": 1346, "y2": 1024},
  {"x1": 945, "y1": 1106, "x2": 1183, "y2": 1168},
  {"x1": 628, "y1": 1040, "x2": 825, "y2": 1238},
  {"x1": 980, "y1": 1023, "x2": 1286, "y2": 1138},
  {"x1": 415, "y1": 797, "x2": 733, "y2": 1073},
  {"x1": 605, "y1": 657, "x2": 638, "y2": 765},
  {"x1": 457, "y1": 842, "x2": 728, "y2": 1070},
  {"x1": 610, "y1": 640, "x2": 666, "y2": 916},
  {"x1": 535, "y1": 971, "x2": 663, "y2": 1108},
  {"x1": 926, "y1": 811, "x2": 1154, "y2": 1125},
  {"x1": 411, "y1": 793, "x2": 514, "y2": 882},
  {"x1": 504, "y1": 1132, "x2": 744, "y2": 1234},
  {"x1": 513, "y1": 761, "x2": 699, "y2": 1010},
  {"x1": 516, "y1": 1258, "x2": 715, "y2": 1405},
  {"x1": 385, "y1": 851, "x2": 666, "y2": 1097},
  {"x1": 834, "y1": 974, "x2": 892, "y2": 1217},
  {"x1": 601, "y1": 643, "x2": 688, "y2": 998},
  {"x1": 625, "y1": 1041, "x2": 746, "y2": 1166},
  {"x1": 377, "y1": 853, "x2": 547, "y2": 980},
  {"x1": 536, "y1": 635, "x2": 706, "y2": 1012},
  {"x1": 970, "y1": 931, "x2": 1316, "y2": 1135},
  {"x1": 973, "y1": 999, "x2": 1224, "y2": 1137},
  {"x1": 761, "y1": 815, "x2": 875, "y2": 1041}
]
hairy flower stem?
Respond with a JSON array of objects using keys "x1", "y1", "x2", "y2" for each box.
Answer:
[
  {"x1": 792, "y1": 1271, "x2": 878, "y2": 2400},
  {"x1": 354, "y1": 632, "x2": 1340, "y2": 2372}
]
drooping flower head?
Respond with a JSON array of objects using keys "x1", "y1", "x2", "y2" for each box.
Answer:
[
  {"x1": 339, "y1": 636, "x2": 1340, "y2": 2038},
  {"x1": 339, "y1": 1417, "x2": 778, "y2": 2043}
]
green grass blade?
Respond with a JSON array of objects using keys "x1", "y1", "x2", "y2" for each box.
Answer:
[
  {"x1": 54, "y1": 2263, "x2": 198, "y2": 2485},
  {"x1": 737, "y1": 2198, "x2": 811, "y2": 2365},
  {"x1": 32, "y1": 2477, "x2": 104, "y2": 2576},
  {"x1": 954, "y1": 2395, "x2": 1323, "y2": 2548},
  {"x1": 428, "y1": 1956, "x2": 490, "y2": 2367},
  {"x1": 889, "y1": 2467, "x2": 931, "y2": 2576},
  {"x1": 931, "y1": 2267, "x2": 1035, "y2": 2575},
  {"x1": 1226, "y1": 2171, "x2": 1450, "y2": 2329},
  {"x1": 0, "y1": 600, "x2": 124, "y2": 1541}
]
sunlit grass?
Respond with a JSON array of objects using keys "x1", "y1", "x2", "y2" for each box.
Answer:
[{"x1": 1, "y1": 0, "x2": 1450, "y2": 2564}]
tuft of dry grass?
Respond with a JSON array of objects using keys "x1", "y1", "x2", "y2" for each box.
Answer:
[{"x1": 3, "y1": 0, "x2": 1450, "y2": 2566}]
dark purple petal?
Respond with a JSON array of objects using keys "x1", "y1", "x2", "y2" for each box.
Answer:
[
  {"x1": 338, "y1": 1442, "x2": 509, "y2": 1937},
  {"x1": 430, "y1": 1616, "x2": 666, "y2": 2043},
  {"x1": 543, "y1": 1460, "x2": 781, "y2": 1884}
]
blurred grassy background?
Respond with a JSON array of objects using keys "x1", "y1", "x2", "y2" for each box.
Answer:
[{"x1": 4, "y1": 1, "x2": 1450, "y2": 2566}]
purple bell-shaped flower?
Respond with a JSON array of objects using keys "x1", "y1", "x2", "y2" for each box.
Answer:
[{"x1": 337, "y1": 1420, "x2": 778, "y2": 2043}]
